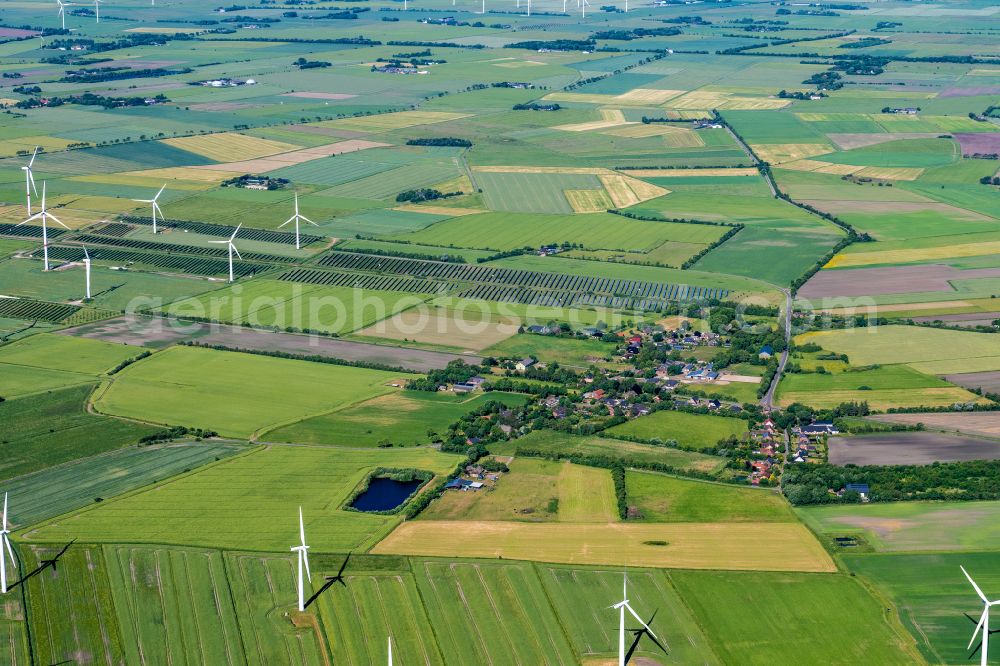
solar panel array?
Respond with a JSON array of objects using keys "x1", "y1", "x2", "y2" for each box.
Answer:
[
  {"x1": 0, "y1": 223, "x2": 68, "y2": 239},
  {"x1": 73, "y1": 234, "x2": 290, "y2": 263},
  {"x1": 121, "y1": 216, "x2": 323, "y2": 247},
  {"x1": 278, "y1": 268, "x2": 450, "y2": 294},
  {"x1": 43, "y1": 245, "x2": 261, "y2": 278}
]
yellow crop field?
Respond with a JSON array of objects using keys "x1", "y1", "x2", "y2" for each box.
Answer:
[
  {"x1": 615, "y1": 88, "x2": 684, "y2": 104},
  {"x1": 600, "y1": 108, "x2": 626, "y2": 122},
  {"x1": 195, "y1": 139, "x2": 389, "y2": 172},
  {"x1": 602, "y1": 124, "x2": 703, "y2": 147},
  {"x1": 394, "y1": 204, "x2": 485, "y2": 216},
  {"x1": 599, "y1": 174, "x2": 669, "y2": 207},
  {"x1": 795, "y1": 112, "x2": 870, "y2": 122},
  {"x1": 473, "y1": 165, "x2": 612, "y2": 175},
  {"x1": 857, "y1": 166, "x2": 925, "y2": 180},
  {"x1": 557, "y1": 465, "x2": 617, "y2": 523},
  {"x1": 71, "y1": 172, "x2": 217, "y2": 191},
  {"x1": 826, "y1": 240, "x2": 1000, "y2": 268},
  {"x1": 555, "y1": 119, "x2": 633, "y2": 132},
  {"x1": 119, "y1": 166, "x2": 242, "y2": 184},
  {"x1": 0, "y1": 135, "x2": 76, "y2": 158},
  {"x1": 627, "y1": 167, "x2": 759, "y2": 177},
  {"x1": 162, "y1": 132, "x2": 300, "y2": 162},
  {"x1": 565, "y1": 189, "x2": 614, "y2": 213},
  {"x1": 779, "y1": 160, "x2": 924, "y2": 180},
  {"x1": 314, "y1": 111, "x2": 470, "y2": 133},
  {"x1": 666, "y1": 91, "x2": 790, "y2": 110},
  {"x1": 373, "y1": 521, "x2": 836, "y2": 572},
  {"x1": 751, "y1": 144, "x2": 833, "y2": 164}
]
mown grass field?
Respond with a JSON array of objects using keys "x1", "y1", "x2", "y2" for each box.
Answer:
[
  {"x1": 626, "y1": 472, "x2": 795, "y2": 523},
  {"x1": 671, "y1": 570, "x2": 922, "y2": 665},
  {"x1": 0, "y1": 384, "x2": 160, "y2": 482},
  {"x1": 268, "y1": 391, "x2": 528, "y2": 446},
  {"x1": 776, "y1": 364, "x2": 981, "y2": 410},
  {"x1": 26, "y1": 445, "x2": 461, "y2": 552},
  {"x1": 796, "y1": 500, "x2": 1000, "y2": 553},
  {"x1": 0, "y1": 332, "x2": 138, "y2": 375},
  {"x1": 373, "y1": 520, "x2": 835, "y2": 572},
  {"x1": 604, "y1": 410, "x2": 748, "y2": 449},
  {"x1": 482, "y1": 333, "x2": 616, "y2": 368},
  {"x1": 797, "y1": 326, "x2": 1000, "y2": 375},
  {"x1": 491, "y1": 430, "x2": 728, "y2": 475},
  {"x1": 94, "y1": 346, "x2": 408, "y2": 438}
]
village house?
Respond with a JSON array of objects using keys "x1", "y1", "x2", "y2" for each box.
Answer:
[{"x1": 515, "y1": 358, "x2": 536, "y2": 372}]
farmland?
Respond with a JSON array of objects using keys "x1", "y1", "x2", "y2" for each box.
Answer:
[
  {"x1": 604, "y1": 410, "x2": 748, "y2": 450},
  {"x1": 0, "y1": 0, "x2": 998, "y2": 661},
  {"x1": 94, "y1": 346, "x2": 408, "y2": 438}
]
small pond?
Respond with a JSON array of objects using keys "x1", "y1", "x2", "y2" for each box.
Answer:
[{"x1": 350, "y1": 477, "x2": 423, "y2": 512}]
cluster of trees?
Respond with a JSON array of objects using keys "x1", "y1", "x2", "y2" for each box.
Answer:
[
  {"x1": 840, "y1": 37, "x2": 891, "y2": 48},
  {"x1": 407, "y1": 360, "x2": 484, "y2": 391},
  {"x1": 803, "y1": 70, "x2": 844, "y2": 90},
  {"x1": 777, "y1": 90, "x2": 825, "y2": 100},
  {"x1": 61, "y1": 66, "x2": 190, "y2": 83},
  {"x1": 440, "y1": 400, "x2": 525, "y2": 452},
  {"x1": 589, "y1": 27, "x2": 681, "y2": 40},
  {"x1": 405, "y1": 137, "x2": 471, "y2": 147},
  {"x1": 784, "y1": 460, "x2": 1000, "y2": 505},
  {"x1": 139, "y1": 426, "x2": 217, "y2": 445},
  {"x1": 980, "y1": 175, "x2": 1000, "y2": 185},
  {"x1": 507, "y1": 39, "x2": 594, "y2": 51},
  {"x1": 109, "y1": 351, "x2": 152, "y2": 375},
  {"x1": 294, "y1": 57, "x2": 331, "y2": 69},
  {"x1": 395, "y1": 187, "x2": 460, "y2": 203},
  {"x1": 512, "y1": 103, "x2": 560, "y2": 111},
  {"x1": 16, "y1": 93, "x2": 168, "y2": 110}
]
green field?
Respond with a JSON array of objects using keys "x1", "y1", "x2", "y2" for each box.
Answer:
[
  {"x1": 776, "y1": 364, "x2": 980, "y2": 409},
  {"x1": 627, "y1": 472, "x2": 795, "y2": 522},
  {"x1": 671, "y1": 570, "x2": 922, "y2": 664},
  {"x1": 0, "y1": 384, "x2": 160, "y2": 481},
  {"x1": 844, "y1": 551, "x2": 1000, "y2": 666},
  {"x1": 163, "y1": 279, "x2": 430, "y2": 335},
  {"x1": 482, "y1": 333, "x2": 617, "y2": 368},
  {"x1": 269, "y1": 391, "x2": 528, "y2": 446},
  {"x1": 797, "y1": 500, "x2": 1000, "y2": 553},
  {"x1": 490, "y1": 430, "x2": 728, "y2": 476},
  {"x1": 605, "y1": 410, "x2": 748, "y2": 449},
  {"x1": 25, "y1": 445, "x2": 461, "y2": 552},
  {"x1": 94, "y1": 346, "x2": 407, "y2": 438},
  {"x1": 798, "y1": 326, "x2": 1000, "y2": 375}
]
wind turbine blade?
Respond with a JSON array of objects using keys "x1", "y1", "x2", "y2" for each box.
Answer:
[
  {"x1": 970, "y1": 608, "x2": 987, "y2": 650},
  {"x1": 3, "y1": 537, "x2": 15, "y2": 570},
  {"x1": 155, "y1": 184, "x2": 166, "y2": 200},
  {"x1": 3, "y1": 493, "x2": 7, "y2": 530},
  {"x1": 17, "y1": 212, "x2": 44, "y2": 226},
  {"x1": 300, "y1": 215, "x2": 318, "y2": 226},
  {"x1": 153, "y1": 202, "x2": 163, "y2": 218},
  {"x1": 83, "y1": 246, "x2": 90, "y2": 260},
  {"x1": 230, "y1": 223, "x2": 242, "y2": 241},
  {"x1": 231, "y1": 245, "x2": 242, "y2": 260},
  {"x1": 28, "y1": 146, "x2": 38, "y2": 168},
  {"x1": 48, "y1": 213, "x2": 70, "y2": 230},
  {"x1": 963, "y1": 566, "x2": 990, "y2": 604},
  {"x1": 208, "y1": 239, "x2": 228, "y2": 244},
  {"x1": 303, "y1": 552, "x2": 311, "y2": 583},
  {"x1": 278, "y1": 216, "x2": 295, "y2": 228},
  {"x1": 338, "y1": 552, "x2": 351, "y2": 578},
  {"x1": 299, "y1": 508, "x2": 306, "y2": 545},
  {"x1": 625, "y1": 604, "x2": 658, "y2": 641},
  {"x1": 28, "y1": 171, "x2": 38, "y2": 196}
]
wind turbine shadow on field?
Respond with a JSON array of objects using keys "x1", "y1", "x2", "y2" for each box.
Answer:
[
  {"x1": 304, "y1": 552, "x2": 351, "y2": 610},
  {"x1": 965, "y1": 612, "x2": 1000, "y2": 661},
  {"x1": 10, "y1": 539, "x2": 76, "y2": 591},
  {"x1": 624, "y1": 609, "x2": 668, "y2": 665}
]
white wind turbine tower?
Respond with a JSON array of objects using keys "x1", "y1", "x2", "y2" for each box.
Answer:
[
  {"x1": 610, "y1": 573, "x2": 661, "y2": 666},
  {"x1": 21, "y1": 147, "x2": 38, "y2": 216},
  {"x1": 82, "y1": 246, "x2": 91, "y2": 299},
  {"x1": 18, "y1": 182, "x2": 68, "y2": 271},
  {"x1": 57, "y1": 0, "x2": 70, "y2": 30},
  {"x1": 94, "y1": 0, "x2": 102, "y2": 23},
  {"x1": 0, "y1": 493, "x2": 16, "y2": 595},
  {"x1": 290, "y1": 507, "x2": 311, "y2": 612},
  {"x1": 208, "y1": 223, "x2": 242, "y2": 283},
  {"x1": 962, "y1": 566, "x2": 1000, "y2": 666},
  {"x1": 387, "y1": 637, "x2": 393, "y2": 666},
  {"x1": 133, "y1": 184, "x2": 166, "y2": 233},
  {"x1": 278, "y1": 192, "x2": 318, "y2": 250}
]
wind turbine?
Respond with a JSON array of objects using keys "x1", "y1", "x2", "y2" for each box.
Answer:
[
  {"x1": 962, "y1": 566, "x2": 1000, "y2": 666},
  {"x1": 82, "y1": 246, "x2": 91, "y2": 299},
  {"x1": 21, "y1": 147, "x2": 38, "y2": 216},
  {"x1": 57, "y1": 0, "x2": 70, "y2": 30},
  {"x1": 610, "y1": 573, "x2": 662, "y2": 666},
  {"x1": 290, "y1": 507, "x2": 311, "y2": 612},
  {"x1": 581, "y1": 0, "x2": 588, "y2": 18},
  {"x1": 208, "y1": 223, "x2": 242, "y2": 283},
  {"x1": 93, "y1": 0, "x2": 102, "y2": 23},
  {"x1": 18, "y1": 182, "x2": 68, "y2": 271},
  {"x1": 278, "y1": 192, "x2": 318, "y2": 250},
  {"x1": 387, "y1": 637, "x2": 393, "y2": 666},
  {"x1": 0, "y1": 494, "x2": 16, "y2": 595},
  {"x1": 132, "y1": 184, "x2": 166, "y2": 233},
  {"x1": 624, "y1": 609, "x2": 668, "y2": 664}
]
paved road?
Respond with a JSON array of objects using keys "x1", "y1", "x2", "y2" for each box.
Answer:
[{"x1": 761, "y1": 289, "x2": 792, "y2": 411}]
